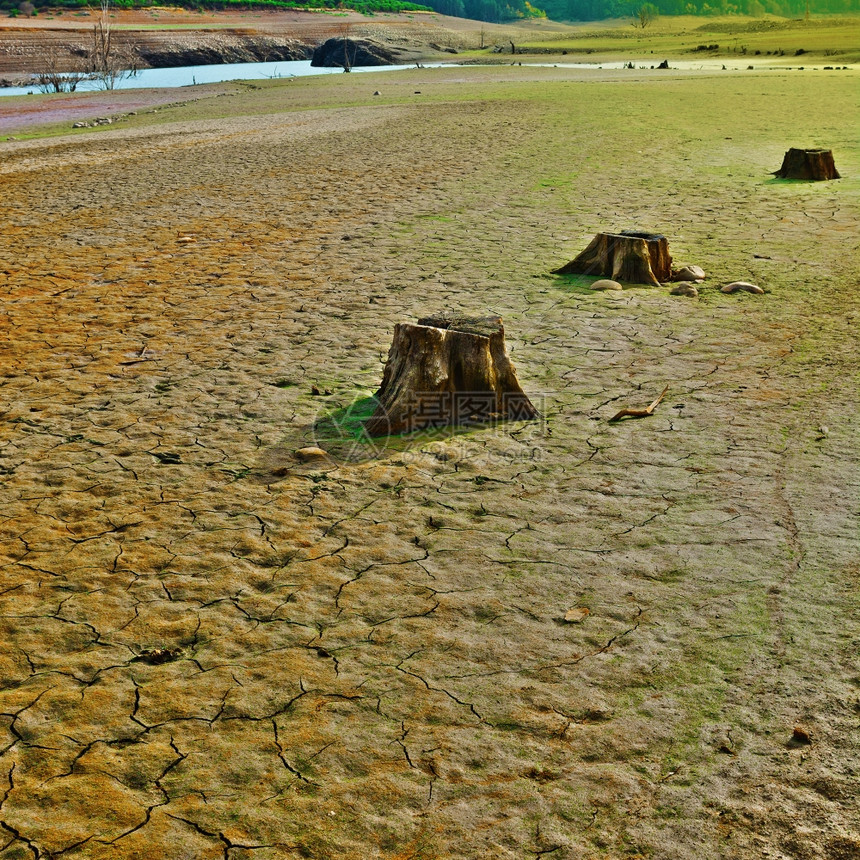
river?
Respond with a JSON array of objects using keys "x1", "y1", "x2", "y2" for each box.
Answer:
[
  {"x1": 0, "y1": 56, "x2": 816, "y2": 98},
  {"x1": 0, "y1": 58, "x2": 418, "y2": 98}
]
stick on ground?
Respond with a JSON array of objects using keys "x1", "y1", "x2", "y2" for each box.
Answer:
[{"x1": 609, "y1": 385, "x2": 669, "y2": 422}]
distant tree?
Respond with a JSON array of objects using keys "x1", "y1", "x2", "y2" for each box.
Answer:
[
  {"x1": 87, "y1": 0, "x2": 137, "y2": 90},
  {"x1": 18, "y1": 1, "x2": 36, "y2": 16},
  {"x1": 633, "y1": 2, "x2": 658, "y2": 27}
]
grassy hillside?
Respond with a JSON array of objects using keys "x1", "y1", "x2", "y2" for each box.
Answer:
[{"x1": 515, "y1": 14, "x2": 860, "y2": 62}]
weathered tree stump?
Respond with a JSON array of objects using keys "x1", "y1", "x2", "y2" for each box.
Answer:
[
  {"x1": 365, "y1": 315, "x2": 538, "y2": 436},
  {"x1": 552, "y1": 231, "x2": 672, "y2": 286},
  {"x1": 773, "y1": 148, "x2": 840, "y2": 181}
]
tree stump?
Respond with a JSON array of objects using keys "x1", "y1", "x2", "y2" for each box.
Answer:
[
  {"x1": 552, "y1": 231, "x2": 672, "y2": 286},
  {"x1": 364, "y1": 315, "x2": 538, "y2": 437},
  {"x1": 773, "y1": 148, "x2": 840, "y2": 181}
]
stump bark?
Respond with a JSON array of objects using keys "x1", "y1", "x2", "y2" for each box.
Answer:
[
  {"x1": 773, "y1": 148, "x2": 840, "y2": 181},
  {"x1": 552, "y1": 231, "x2": 672, "y2": 286},
  {"x1": 365, "y1": 315, "x2": 537, "y2": 437}
]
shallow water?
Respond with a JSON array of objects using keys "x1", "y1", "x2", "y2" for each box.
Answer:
[
  {"x1": 0, "y1": 58, "x2": 414, "y2": 98},
  {"x1": 1, "y1": 56, "x2": 846, "y2": 98}
]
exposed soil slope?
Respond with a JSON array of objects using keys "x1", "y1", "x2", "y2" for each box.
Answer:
[{"x1": 0, "y1": 9, "x2": 567, "y2": 78}]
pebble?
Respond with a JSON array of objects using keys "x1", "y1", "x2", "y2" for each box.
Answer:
[
  {"x1": 721, "y1": 281, "x2": 764, "y2": 294},
  {"x1": 670, "y1": 282, "x2": 699, "y2": 297},
  {"x1": 136, "y1": 647, "x2": 182, "y2": 665},
  {"x1": 590, "y1": 279, "x2": 623, "y2": 291},
  {"x1": 792, "y1": 725, "x2": 813, "y2": 745},
  {"x1": 295, "y1": 446, "x2": 331, "y2": 462},
  {"x1": 674, "y1": 265, "x2": 705, "y2": 281}
]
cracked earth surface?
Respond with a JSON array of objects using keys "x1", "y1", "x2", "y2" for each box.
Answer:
[{"x1": 0, "y1": 67, "x2": 858, "y2": 858}]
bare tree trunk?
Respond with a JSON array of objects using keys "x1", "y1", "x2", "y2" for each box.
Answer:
[
  {"x1": 340, "y1": 22, "x2": 354, "y2": 72},
  {"x1": 88, "y1": 0, "x2": 136, "y2": 90}
]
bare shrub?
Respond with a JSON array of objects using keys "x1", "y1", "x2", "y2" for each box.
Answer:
[{"x1": 33, "y1": 45, "x2": 89, "y2": 93}]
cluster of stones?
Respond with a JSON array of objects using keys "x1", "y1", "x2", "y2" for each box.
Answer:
[
  {"x1": 556, "y1": 234, "x2": 763, "y2": 297},
  {"x1": 591, "y1": 266, "x2": 763, "y2": 297},
  {"x1": 72, "y1": 115, "x2": 120, "y2": 129}
]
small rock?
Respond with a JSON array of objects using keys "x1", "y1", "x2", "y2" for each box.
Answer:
[
  {"x1": 136, "y1": 647, "x2": 182, "y2": 665},
  {"x1": 792, "y1": 725, "x2": 813, "y2": 745},
  {"x1": 673, "y1": 265, "x2": 705, "y2": 281},
  {"x1": 563, "y1": 606, "x2": 590, "y2": 623},
  {"x1": 72, "y1": 122, "x2": 88, "y2": 128},
  {"x1": 294, "y1": 446, "x2": 331, "y2": 462},
  {"x1": 153, "y1": 451, "x2": 182, "y2": 464},
  {"x1": 721, "y1": 281, "x2": 764, "y2": 294},
  {"x1": 670, "y1": 282, "x2": 699, "y2": 297},
  {"x1": 590, "y1": 279, "x2": 623, "y2": 291}
]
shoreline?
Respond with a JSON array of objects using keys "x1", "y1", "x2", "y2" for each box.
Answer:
[
  {"x1": 2, "y1": 60, "x2": 856, "y2": 141},
  {"x1": 1, "y1": 10, "x2": 857, "y2": 82}
]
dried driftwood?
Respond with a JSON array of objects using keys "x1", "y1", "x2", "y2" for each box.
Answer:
[{"x1": 609, "y1": 385, "x2": 669, "y2": 422}]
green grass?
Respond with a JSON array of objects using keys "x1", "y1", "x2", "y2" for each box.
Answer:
[{"x1": 515, "y1": 14, "x2": 860, "y2": 63}]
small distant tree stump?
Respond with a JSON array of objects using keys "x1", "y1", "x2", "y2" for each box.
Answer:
[
  {"x1": 773, "y1": 148, "x2": 840, "y2": 181},
  {"x1": 552, "y1": 231, "x2": 672, "y2": 286},
  {"x1": 365, "y1": 315, "x2": 537, "y2": 436}
]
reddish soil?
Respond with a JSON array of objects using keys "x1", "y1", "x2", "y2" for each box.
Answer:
[{"x1": 0, "y1": 84, "x2": 234, "y2": 135}]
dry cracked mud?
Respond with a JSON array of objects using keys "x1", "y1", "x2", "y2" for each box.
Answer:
[{"x1": 0, "y1": 66, "x2": 858, "y2": 859}]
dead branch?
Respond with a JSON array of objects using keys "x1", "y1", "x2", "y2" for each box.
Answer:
[{"x1": 609, "y1": 385, "x2": 669, "y2": 422}]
